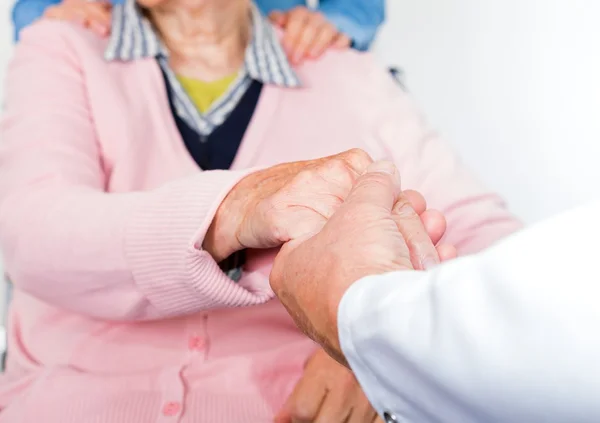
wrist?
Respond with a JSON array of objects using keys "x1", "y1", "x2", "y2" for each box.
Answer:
[{"x1": 319, "y1": 252, "x2": 353, "y2": 362}]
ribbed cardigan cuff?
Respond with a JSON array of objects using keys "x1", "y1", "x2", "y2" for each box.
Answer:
[{"x1": 125, "y1": 170, "x2": 273, "y2": 317}]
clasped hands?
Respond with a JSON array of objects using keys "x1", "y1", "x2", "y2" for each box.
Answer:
[{"x1": 205, "y1": 149, "x2": 456, "y2": 423}]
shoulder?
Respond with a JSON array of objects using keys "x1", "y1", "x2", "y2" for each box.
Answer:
[
  {"x1": 16, "y1": 19, "x2": 108, "y2": 63},
  {"x1": 293, "y1": 49, "x2": 413, "y2": 127},
  {"x1": 295, "y1": 49, "x2": 403, "y2": 105},
  {"x1": 292, "y1": 49, "x2": 419, "y2": 135}
]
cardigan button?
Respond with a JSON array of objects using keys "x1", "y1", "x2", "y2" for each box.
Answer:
[
  {"x1": 162, "y1": 401, "x2": 182, "y2": 416},
  {"x1": 383, "y1": 411, "x2": 400, "y2": 422},
  {"x1": 188, "y1": 336, "x2": 206, "y2": 351}
]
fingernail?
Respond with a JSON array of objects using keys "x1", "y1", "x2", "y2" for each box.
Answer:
[
  {"x1": 367, "y1": 160, "x2": 396, "y2": 175},
  {"x1": 367, "y1": 161, "x2": 400, "y2": 185}
]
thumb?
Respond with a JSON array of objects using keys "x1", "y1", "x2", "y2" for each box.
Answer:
[{"x1": 343, "y1": 161, "x2": 401, "y2": 211}]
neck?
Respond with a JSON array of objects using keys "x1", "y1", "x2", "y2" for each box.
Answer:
[{"x1": 149, "y1": 2, "x2": 250, "y2": 80}]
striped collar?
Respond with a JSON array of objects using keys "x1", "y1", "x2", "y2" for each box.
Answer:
[{"x1": 104, "y1": 0, "x2": 300, "y2": 88}]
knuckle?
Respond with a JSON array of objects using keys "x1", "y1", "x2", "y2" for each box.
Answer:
[
  {"x1": 323, "y1": 157, "x2": 350, "y2": 176},
  {"x1": 293, "y1": 168, "x2": 319, "y2": 186},
  {"x1": 268, "y1": 218, "x2": 287, "y2": 243},
  {"x1": 345, "y1": 148, "x2": 374, "y2": 171},
  {"x1": 262, "y1": 200, "x2": 289, "y2": 242}
]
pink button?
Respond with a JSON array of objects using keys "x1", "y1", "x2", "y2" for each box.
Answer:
[
  {"x1": 162, "y1": 401, "x2": 181, "y2": 416},
  {"x1": 188, "y1": 336, "x2": 206, "y2": 351}
]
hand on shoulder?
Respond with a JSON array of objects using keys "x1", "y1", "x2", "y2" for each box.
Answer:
[
  {"x1": 269, "y1": 6, "x2": 351, "y2": 65},
  {"x1": 44, "y1": 0, "x2": 112, "y2": 37}
]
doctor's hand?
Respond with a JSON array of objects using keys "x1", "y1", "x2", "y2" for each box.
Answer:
[
  {"x1": 276, "y1": 349, "x2": 383, "y2": 423},
  {"x1": 270, "y1": 161, "x2": 455, "y2": 365}
]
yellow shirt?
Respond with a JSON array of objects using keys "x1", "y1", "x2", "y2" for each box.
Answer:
[{"x1": 176, "y1": 74, "x2": 238, "y2": 114}]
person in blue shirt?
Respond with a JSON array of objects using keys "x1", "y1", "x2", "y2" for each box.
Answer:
[{"x1": 12, "y1": 0, "x2": 384, "y2": 61}]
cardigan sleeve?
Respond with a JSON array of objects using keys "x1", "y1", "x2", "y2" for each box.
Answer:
[
  {"x1": 367, "y1": 67, "x2": 522, "y2": 255},
  {"x1": 0, "y1": 22, "x2": 273, "y2": 321}
]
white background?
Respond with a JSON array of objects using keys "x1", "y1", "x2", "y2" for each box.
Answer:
[
  {"x1": 0, "y1": 1, "x2": 600, "y2": 312},
  {"x1": 374, "y1": 0, "x2": 600, "y2": 223}
]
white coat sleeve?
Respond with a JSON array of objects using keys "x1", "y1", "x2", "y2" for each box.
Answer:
[{"x1": 338, "y1": 201, "x2": 600, "y2": 423}]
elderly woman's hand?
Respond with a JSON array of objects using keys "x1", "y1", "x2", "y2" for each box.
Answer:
[
  {"x1": 203, "y1": 149, "x2": 373, "y2": 262},
  {"x1": 270, "y1": 6, "x2": 351, "y2": 64},
  {"x1": 44, "y1": 0, "x2": 112, "y2": 37},
  {"x1": 276, "y1": 348, "x2": 383, "y2": 423}
]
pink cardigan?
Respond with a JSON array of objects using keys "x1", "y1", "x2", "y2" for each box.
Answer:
[{"x1": 0, "y1": 21, "x2": 521, "y2": 423}]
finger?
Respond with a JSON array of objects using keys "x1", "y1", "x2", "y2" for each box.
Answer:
[
  {"x1": 332, "y1": 33, "x2": 352, "y2": 49},
  {"x1": 291, "y1": 20, "x2": 324, "y2": 64},
  {"x1": 87, "y1": 3, "x2": 112, "y2": 26},
  {"x1": 89, "y1": 21, "x2": 109, "y2": 36},
  {"x1": 283, "y1": 9, "x2": 310, "y2": 56},
  {"x1": 337, "y1": 148, "x2": 373, "y2": 176},
  {"x1": 437, "y1": 244, "x2": 458, "y2": 261},
  {"x1": 313, "y1": 393, "x2": 351, "y2": 423},
  {"x1": 71, "y1": 10, "x2": 92, "y2": 27},
  {"x1": 308, "y1": 23, "x2": 338, "y2": 59},
  {"x1": 269, "y1": 10, "x2": 287, "y2": 27},
  {"x1": 420, "y1": 209, "x2": 446, "y2": 245},
  {"x1": 44, "y1": 7, "x2": 77, "y2": 21},
  {"x1": 392, "y1": 195, "x2": 440, "y2": 270},
  {"x1": 275, "y1": 376, "x2": 328, "y2": 423},
  {"x1": 44, "y1": 5, "x2": 61, "y2": 18},
  {"x1": 345, "y1": 399, "x2": 378, "y2": 423},
  {"x1": 403, "y1": 189, "x2": 426, "y2": 215},
  {"x1": 342, "y1": 161, "x2": 401, "y2": 212}
]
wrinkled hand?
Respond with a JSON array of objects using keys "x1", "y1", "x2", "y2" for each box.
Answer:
[
  {"x1": 45, "y1": 0, "x2": 112, "y2": 37},
  {"x1": 204, "y1": 149, "x2": 373, "y2": 262},
  {"x1": 269, "y1": 6, "x2": 351, "y2": 64},
  {"x1": 270, "y1": 161, "x2": 456, "y2": 364},
  {"x1": 276, "y1": 349, "x2": 383, "y2": 423}
]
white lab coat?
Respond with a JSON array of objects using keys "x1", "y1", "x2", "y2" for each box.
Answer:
[{"x1": 338, "y1": 201, "x2": 600, "y2": 423}]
